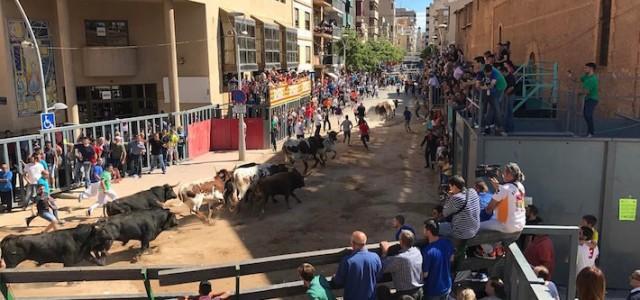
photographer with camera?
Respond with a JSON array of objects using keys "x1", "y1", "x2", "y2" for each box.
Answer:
[{"x1": 480, "y1": 162, "x2": 526, "y2": 233}]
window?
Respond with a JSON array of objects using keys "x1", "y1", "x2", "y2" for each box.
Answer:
[
  {"x1": 264, "y1": 27, "x2": 281, "y2": 67},
  {"x1": 286, "y1": 31, "x2": 298, "y2": 66},
  {"x1": 235, "y1": 21, "x2": 257, "y2": 66},
  {"x1": 305, "y1": 12, "x2": 311, "y2": 30},
  {"x1": 305, "y1": 46, "x2": 311, "y2": 64},
  {"x1": 85, "y1": 20, "x2": 128, "y2": 46},
  {"x1": 597, "y1": 0, "x2": 612, "y2": 66},
  {"x1": 356, "y1": 0, "x2": 363, "y2": 16},
  {"x1": 295, "y1": 8, "x2": 300, "y2": 28}
]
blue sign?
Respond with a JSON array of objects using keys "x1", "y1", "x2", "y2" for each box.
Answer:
[
  {"x1": 231, "y1": 90, "x2": 247, "y2": 104},
  {"x1": 40, "y1": 112, "x2": 55, "y2": 130}
]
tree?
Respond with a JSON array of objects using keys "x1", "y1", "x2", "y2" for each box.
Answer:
[
  {"x1": 420, "y1": 45, "x2": 438, "y2": 60},
  {"x1": 337, "y1": 29, "x2": 405, "y2": 72}
]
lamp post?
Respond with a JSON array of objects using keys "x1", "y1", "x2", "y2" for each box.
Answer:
[
  {"x1": 14, "y1": 0, "x2": 48, "y2": 113},
  {"x1": 229, "y1": 12, "x2": 248, "y2": 161}
]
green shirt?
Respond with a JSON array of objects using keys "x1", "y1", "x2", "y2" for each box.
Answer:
[
  {"x1": 580, "y1": 74, "x2": 599, "y2": 101},
  {"x1": 493, "y1": 67, "x2": 507, "y2": 91},
  {"x1": 306, "y1": 275, "x2": 335, "y2": 300},
  {"x1": 100, "y1": 171, "x2": 112, "y2": 191}
]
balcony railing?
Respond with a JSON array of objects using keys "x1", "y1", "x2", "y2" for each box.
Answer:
[
  {"x1": 322, "y1": 54, "x2": 342, "y2": 65},
  {"x1": 326, "y1": 0, "x2": 345, "y2": 14}
]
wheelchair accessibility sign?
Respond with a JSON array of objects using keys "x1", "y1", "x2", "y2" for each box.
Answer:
[{"x1": 40, "y1": 112, "x2": 55, "y2": 130}]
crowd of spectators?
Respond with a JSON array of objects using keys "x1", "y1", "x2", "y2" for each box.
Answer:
[{"x1": 0, "y1": 124, "x2": 186, "y2": 215}]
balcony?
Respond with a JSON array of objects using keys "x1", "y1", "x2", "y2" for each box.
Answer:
[
  {"x1": 82, "y1": 47, "x2": 137, "y2": 77},
  {"x1": 313, "y1": 21, "x2": 340, "y2": 39},
  {"x1": 322, "y1": 54, "x2": 342, "y2": 66},
  {"x1": 325, "y1": 0, "x2": 345, "y2": 14}
]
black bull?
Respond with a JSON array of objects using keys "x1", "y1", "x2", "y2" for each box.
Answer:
[
  {"x1": 0, "y1": 224, "x2": 110, "y2": 268},
  {"x1": 94, "y1": 208, "x2": 178, "y2": 259},
  {"x1": 105, "y1": 184, "x2": 178, "y2": 216}
]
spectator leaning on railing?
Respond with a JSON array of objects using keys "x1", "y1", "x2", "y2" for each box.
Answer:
[
  {"x1": 331, "y1": 231, "x2": 382, "y2": 300},
  {"x1": 378, "y1": 230, "x2": 424, "y2": 300}
]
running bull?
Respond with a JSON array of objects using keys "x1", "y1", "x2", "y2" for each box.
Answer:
[
  {"x1": 105, "y1": 184, "x2": 177, "y2": 216},
  {"x1": 177, "y1": 169, "x2": 234, "y2": 223},
  {"x1": 253, "y1": 168, "x2": 305, "y2": 215},
  {"x1": 94, "y1": 208, "x2": 178, "y2": 261},
  {"x1": 0, "y1": 224, "x2": 111, "y2": 268}
]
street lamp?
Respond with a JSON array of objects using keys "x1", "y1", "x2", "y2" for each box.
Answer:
[
  {"x1": 228, "y1": 12, "x2": 248, "y2": 161},
  {"x1": 14, "y1": 0, "x2": 67, "y2": 115}
]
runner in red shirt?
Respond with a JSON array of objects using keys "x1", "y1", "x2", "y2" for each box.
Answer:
[{"x1": 358, "y1": 119, "x2": 370, "y2": 151}]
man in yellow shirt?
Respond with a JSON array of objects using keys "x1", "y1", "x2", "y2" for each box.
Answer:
[{"x1": 166, "y1": 129, "x2": 180, "y2": 165}]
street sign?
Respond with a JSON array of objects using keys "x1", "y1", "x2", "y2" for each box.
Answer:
[
  {"x1": 40, "y1": 112, "x2": 55, "y2": 130},
  {"x1": 231, "y1": 90, "x2": 247, "y2": 104},
  {"x1": 232, "y1": 104, "x2": 247, "y2": 115}
]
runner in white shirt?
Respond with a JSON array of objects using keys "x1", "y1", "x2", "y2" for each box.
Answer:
[
  {"x1": 24, "y1": 155, "x2": 45, "y2": 206},
  {"x1": 577, "y1": 226, "x2": 599, "y2": 274},
  {"x1": 480, "y1": 163, "x2": 526, "y2": 233}
]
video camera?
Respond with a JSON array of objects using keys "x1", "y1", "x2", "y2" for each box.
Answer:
[{"x1": 475, "y1": 164, "x2": 501, "y2": 179}]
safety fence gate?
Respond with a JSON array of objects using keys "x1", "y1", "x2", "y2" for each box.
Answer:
[{"x1": 0, "y1": 106, "x2": 219, "y2": 209}]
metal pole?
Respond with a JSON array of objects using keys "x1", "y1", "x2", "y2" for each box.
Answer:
[
  {"x1": 236, "y1": 31, "x2": 246, "y2": 161},
  {"x1": 13, "y1": 0, "x2": 48, "y2": 113}
]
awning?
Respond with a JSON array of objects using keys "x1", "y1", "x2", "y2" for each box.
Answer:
[{"x1": 326, "y1": 72, "x2": 339, "y2": 79}]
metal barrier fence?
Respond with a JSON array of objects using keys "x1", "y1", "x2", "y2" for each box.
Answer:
[
  {"x1": 0, "y1": 225, "x2": 575, "y2": 300},
  {"x1": 0, "y1": 106, "x2": 219, "y2": 209}
]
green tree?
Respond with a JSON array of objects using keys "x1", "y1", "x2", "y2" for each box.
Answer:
[
  {"x1": 338, "y1": 29, "x2": 405, "y2": 71},
  {"x1": 420, "y1": 45, "x2": 438, "y2": 60}
]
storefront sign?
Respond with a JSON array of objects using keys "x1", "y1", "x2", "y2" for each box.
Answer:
[
  {"x1": 101, "y1": 91, "x2": 112, "y2": 100},
  {"x1": 269, "y1": 79, "x2": 312, "y2": 107}
]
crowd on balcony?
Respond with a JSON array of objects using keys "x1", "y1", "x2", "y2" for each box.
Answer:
[
  {"x1": 314, "y1": 19, "x2": 339, "y2": 35},
  {"x1": 235, "y1": 69, "x2": 311, "y2": 105}
]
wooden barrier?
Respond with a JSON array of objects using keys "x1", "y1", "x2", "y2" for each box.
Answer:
[{"x1": 0, "y1": 226, "x2": 575, "y2": 300}]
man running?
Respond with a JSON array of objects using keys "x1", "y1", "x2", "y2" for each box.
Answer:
[
  {"x1": 25, "y1": 184, "x2": 59, "y2": 232},
  {"x1": 341, "y1": 116, "x2": 354, "y2": 145},
  {"x1": 87, "y1": 164, "x2": 117, "y2": 216},
  {"x1": 358, "y1": 119, "x2": 370, "y2": 151},
  {"x1": 403, "y1": 107, "x2": 413, "y2": 133}
]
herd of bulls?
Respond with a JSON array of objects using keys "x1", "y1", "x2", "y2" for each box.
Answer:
[
  {"x1": 0, "y1": 131, "x2": 340, "y2": 268},
  {"x1": 1, "y1": 184, "x2": 179, "y2": 268}
]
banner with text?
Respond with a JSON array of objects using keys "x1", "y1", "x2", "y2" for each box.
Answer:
[{"x1": 268, "y1": 80, "x2": 312, "y2": 107}]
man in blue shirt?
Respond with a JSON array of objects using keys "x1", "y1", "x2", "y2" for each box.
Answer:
[
  {"x1": 332, "y1": 231, "x2": 382, "y2": 300},
  {"x1": 0, "y1": 163, "x2": 13, "y2": 212},
  {"x1": 422, "y1": 219, "x2": 455, "y2": 300},
  {"x1": 393, "y1": 215, "x2": 416, "y2": 241},
  {"x1": 78, "y1": 158, "x2": 104, "y2": 202}
]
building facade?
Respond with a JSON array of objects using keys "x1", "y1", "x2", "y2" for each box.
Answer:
[
  {"x1": 0, "y1": 0, "x2": 298, "y2": 133},
  {"x1": 394, "y1": 8, "x2": 416, "y2": 53},
  {"x1": 355, "y1": 0, "x2": 379, "y2": 40},
  {"x1": 294, "y1": 0, "x2": 314, "y2": 72},
  {"x1": 312, "y1": 0, "x2": 345, "y2": 76},
  {"x1": 454, "y1": 0, "x2": 640, "y2": 117},
  {"x1": 378, "y1": 0, "x2": 394, "y2": 41}
]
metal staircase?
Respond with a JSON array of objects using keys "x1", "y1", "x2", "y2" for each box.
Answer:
[{"x1": 512, "y1": 61, "x2": 559, "y2": 117}]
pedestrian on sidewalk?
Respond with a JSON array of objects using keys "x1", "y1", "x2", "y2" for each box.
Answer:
[
  {"x1": 341, "y1": 116, "x2": 353, "y2": 145},
  {"x1": 87, "y1": 164, "x2": 117, "y2": 216},
  {"x1": 128, "y1": 134, "x2": 146, "y2": 178},
  {"x1": 403, "y1": 107, "x2": 413, "y2": 133},
  {"x1": 575, "y1": 63, "x2": 599, "y2": 137},
  {"x1": 149, "y1": 133, "x2": 166, "y2": 174},
  {"x1": 0, "y1": 163, "x2": 13, "y2": 212},
  {"x1": 358, "y1": 119, "x2": 370, "y2": 151}
]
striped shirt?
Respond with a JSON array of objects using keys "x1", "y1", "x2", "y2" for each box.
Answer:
[
  {"x1": 443, "y1": 189, "x2": 480, "y2": 239},
  {"x1": 382, "y1": 246, "x2": 423, "y2": 292}
]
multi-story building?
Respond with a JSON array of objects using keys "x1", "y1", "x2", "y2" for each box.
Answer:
[
  {"x1": 454, "y1": 0, "x2": 640, "y2": 118},
  {"x1": 428, "y1": 0, "x2": 471, "y2": 47},
  {"x1": 294, "y1": 0, "x2": 314, "y2": 72},
  {"x1": 355, "y1": 0, "x2": 379, "y2": 40},
  {"x1": 378, "y1": 0, "x2": 394, "y2": 41},
  {"x1": 0, "y1": 0, "x2": 299, "y2": 132},
  {"x1": 312, "y1": 0, "x2": 345, "y2": 77},
  {"x1": 394, "y1": 8, "x2": 416, "y2": 53},
  {"x1": 425, "y1": 5, "x2": 431, "y2": 45}
]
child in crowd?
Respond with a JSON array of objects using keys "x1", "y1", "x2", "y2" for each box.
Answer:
[
  {"x1": 475, "y1": 180, "x2": 494, "y2": 221},
  {"x1": 577, "y1": 226, "x2": 599, "y2": 274},
  {"x1": 580, "y1": 214, "x2": 599, "y2": 247}
]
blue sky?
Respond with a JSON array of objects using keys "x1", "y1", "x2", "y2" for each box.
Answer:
[{"x1": 396, "y1": 0, "x2": 433, "y2": 31}]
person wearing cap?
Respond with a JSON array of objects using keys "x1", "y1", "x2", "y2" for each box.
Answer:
[{"x1": 628, "y1": 270, "x2": 640, "y2": 300}]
